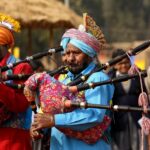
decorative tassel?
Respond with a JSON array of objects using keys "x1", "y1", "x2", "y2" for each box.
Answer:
[
  {"x1": 138, "y1": 92, "x2": 149, "y2": 113},
  {"x1": 127, "y1": 53, "x2": 150, "y2": 150},
  {"x1": 128, "y1": 64, "x2": 139, "y2": 75},
  {"x1": 141, "y1": 116, "x2": 150, "y2": 135},
  {"x1": 127, "y1": 62, "x2": 149, "y2": 111}
]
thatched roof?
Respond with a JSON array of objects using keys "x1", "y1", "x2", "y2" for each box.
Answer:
[{"x1": 0, "y1": 0, "x2": 82, "y2": 28}]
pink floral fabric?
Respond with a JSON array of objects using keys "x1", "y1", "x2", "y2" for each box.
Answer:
[
  {"x1": 24, "y1": 72, "x2": 111, "y2": 144},
  {"x1": 58, "y1": 115, "x2": 111, "y2": 144},
  {"x1": 24, "y1": 72, "x2": 83, "y2": 114},
  {"x1": 140, "y1": 116, "x2": 150, "y2": 135}
]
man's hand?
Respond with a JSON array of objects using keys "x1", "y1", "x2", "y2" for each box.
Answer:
[
  {"x1": 0, "y1": 73, "x2": 6, "y2": 82},
  {"x1": 30, "y1": 126, "x2": 43, "y2": 140},
  {"x1": 32, "y1": 113, "x2": 55, "y2": 131}
]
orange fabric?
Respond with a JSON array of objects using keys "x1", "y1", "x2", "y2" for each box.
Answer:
[{"x1": 0, "y1": 26, "x2": 14, "y2": 47}]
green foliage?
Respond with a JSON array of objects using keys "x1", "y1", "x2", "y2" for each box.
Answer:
[{"x1": 101, "y1": 0, "x2": 149, "y2": 42}]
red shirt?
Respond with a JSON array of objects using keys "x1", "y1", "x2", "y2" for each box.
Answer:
[
  {"x1": 0, "y1": 52, "x2": 33, "y2": 112},
  {"x1": 0, "y1": 52, "x2": 33, "y2": 150}
]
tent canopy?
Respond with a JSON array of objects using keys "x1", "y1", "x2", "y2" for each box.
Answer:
[{"x1": 0, "y1": 0, "x2": 82, "y2": 29}]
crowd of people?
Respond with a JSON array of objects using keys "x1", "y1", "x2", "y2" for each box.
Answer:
[{"x1": 0, "y1": 13, "x2": 150, "y2": 150}]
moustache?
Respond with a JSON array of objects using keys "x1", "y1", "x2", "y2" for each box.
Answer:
[{"x1": 68, "y1": 63, "x2": 79, "y2": 67}]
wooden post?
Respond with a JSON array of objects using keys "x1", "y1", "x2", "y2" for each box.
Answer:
[
  {"x1": 49, "y1": 28, "x2": 58, "y2": 70},
  {"x1": 27, "y1": 28, "x2": 32, "y2": 56},
  {"x1": 49, "y1": 28, "x2": 54, "y2": 48}
]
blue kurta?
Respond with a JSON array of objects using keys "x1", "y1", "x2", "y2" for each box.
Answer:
[{"x1": 50, "y1": 62, "x2": 114, "y2": 150}]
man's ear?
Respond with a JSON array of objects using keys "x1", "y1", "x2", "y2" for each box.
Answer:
[
  {"x1": 0, "y1": 45, "x2": 7, "y2": 51},
  {"x1": 87, "y1": 56, "x2": 93, "y2": 63},
  {"x1": 5, "y1": 45, "x2": 9, "y2": 49}
]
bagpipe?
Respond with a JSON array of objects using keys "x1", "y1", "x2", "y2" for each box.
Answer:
[
  {"x1": 1, "y1": 40, "x2": 150, "y2": 143},
  {"x1": 2, "y1": 70, "x2": 149, "y2": 112},
  {"x1": 22, "y1": 65, "x2": 150, "y2": 143},
  {"x1": 1, "y1": 40, "x2": 150, "y2": 113}
]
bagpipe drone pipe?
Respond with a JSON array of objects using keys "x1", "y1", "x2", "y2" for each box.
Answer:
[
  {"x1": 1, "y1": 46, "x2": 63, "y2": 72},
  {"x1": 1, "y1": 65, "x2": 68, "y2": 81}
]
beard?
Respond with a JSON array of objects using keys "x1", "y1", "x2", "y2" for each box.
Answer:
[{"x1": 68, "y1": 60, "x2": 90, "y2": 74}]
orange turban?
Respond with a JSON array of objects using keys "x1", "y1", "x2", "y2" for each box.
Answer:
[{"x1": 0, "y1": 26, "x2": 14, "y2": 48}]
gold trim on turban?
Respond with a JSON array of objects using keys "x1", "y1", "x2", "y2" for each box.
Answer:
[
  {"x1": 83, "y1": 13, "x2": 106, "y2": 50},
  {"x1": 0, "y1": 13, "x2": 20, "y2": 32}
]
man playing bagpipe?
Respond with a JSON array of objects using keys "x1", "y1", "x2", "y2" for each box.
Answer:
[
  {"x1": 0, "y1": 13, "x2": 33, "y2": 150},
  {"x1": 25, "y1": 13, "x2": 114, "y2": 150}
]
